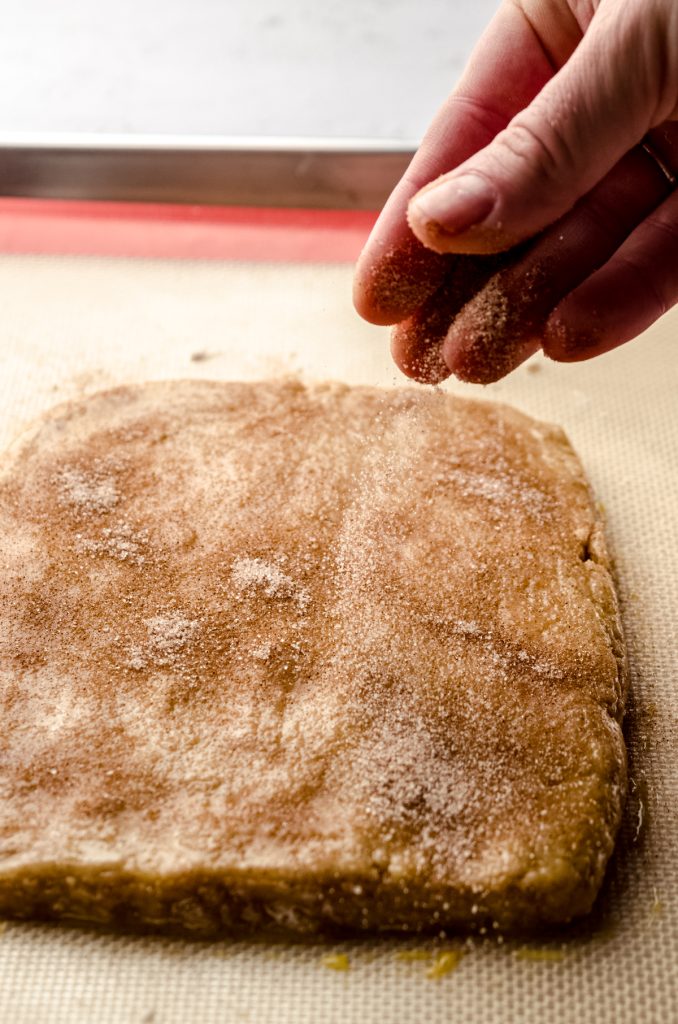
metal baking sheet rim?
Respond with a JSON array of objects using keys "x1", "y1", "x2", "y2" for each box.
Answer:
[{"x1": 0, "y1": 133, "x2": 417, "y2": 209}]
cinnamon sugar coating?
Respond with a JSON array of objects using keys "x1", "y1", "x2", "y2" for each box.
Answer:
[{"x1": 0, "y1": 380, "x2": 627, "y2": 936}]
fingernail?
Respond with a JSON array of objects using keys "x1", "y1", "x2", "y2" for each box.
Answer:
[{"x1": 410, "y1": 174, "x2": 496, "y2": 236}]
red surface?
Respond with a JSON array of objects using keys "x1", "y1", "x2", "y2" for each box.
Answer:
[{"x1": 0, "y1": 198, "x2": 377, "y2": 262}]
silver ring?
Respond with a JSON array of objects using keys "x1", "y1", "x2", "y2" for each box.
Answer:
[{"x1": 641, "y1": 139, "x2": 677, "y2": 188}]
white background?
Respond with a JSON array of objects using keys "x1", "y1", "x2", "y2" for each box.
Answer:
[{"x1": 0, "y1": 0, "x2": 499, "y2": 138}]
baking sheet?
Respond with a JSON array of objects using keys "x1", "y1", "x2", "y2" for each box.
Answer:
[
  {"x1": 0, "y1": 253, "x2": 676, "y2": 1023},
  {"x1": 0, "y1": 134, "x2": 415, "y2": 208}
]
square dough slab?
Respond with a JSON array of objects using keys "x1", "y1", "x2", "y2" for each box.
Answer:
[{"x1": 0, "y1": 379, "x2": 627, "y2": 935}]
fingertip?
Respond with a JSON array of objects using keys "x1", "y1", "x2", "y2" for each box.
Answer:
[
  {"x1": 542, "y1": 308, "x2": 604, "y2": 363},
  {"x1": 353, "y1": 233, "x2": 449, "y2": 326},
  {"x1": 541, "y1": 313, "x2": 575, "y2": 361},
  {"x1": 444, "y1": 337, "x2": 539, "y2": 383},
  {"x1": 352, "y1": 260, "x2": 397, "y2": 326},
  {"x1": 391, "y1": 322, "x2": 452, "y2": 386},
  {"x1": 389, "y1": 258, "x2": 503, "y2": 385},
  {"x1": 441, "y1": 279, "x2": 541, "y2": 384}
]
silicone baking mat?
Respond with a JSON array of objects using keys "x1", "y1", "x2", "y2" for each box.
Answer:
[{"x1": 0, "y1": 211, "x2": 676, "y2": 1022}]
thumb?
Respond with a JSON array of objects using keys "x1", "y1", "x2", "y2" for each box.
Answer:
[{"x1": 408, "y1": 0, "x2": 669, "y2": 255}]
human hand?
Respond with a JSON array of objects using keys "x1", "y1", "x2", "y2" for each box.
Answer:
[{"x1": 353, "y1": 0, "x2": 678, "y2": 384}]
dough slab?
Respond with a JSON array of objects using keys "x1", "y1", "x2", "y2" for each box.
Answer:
[{"x1": 0, "y1": 379, "x2": 627, "y2": 935}]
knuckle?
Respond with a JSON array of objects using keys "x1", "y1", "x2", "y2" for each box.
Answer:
[
  {"x1": 448, "y1": 93, "x2": 509, "y2": 139},
  {"x1": 494, "y1": 113, "x2": 574, "y2": 184}
]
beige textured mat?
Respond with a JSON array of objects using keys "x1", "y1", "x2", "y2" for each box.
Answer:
[{"x1": 0, "y1": 254, "x2": 676, "y2": 1023}]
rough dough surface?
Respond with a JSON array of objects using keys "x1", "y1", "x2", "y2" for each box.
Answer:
[{"x1": 0, "y1": 379, "x2": 627, "y2": 936}]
